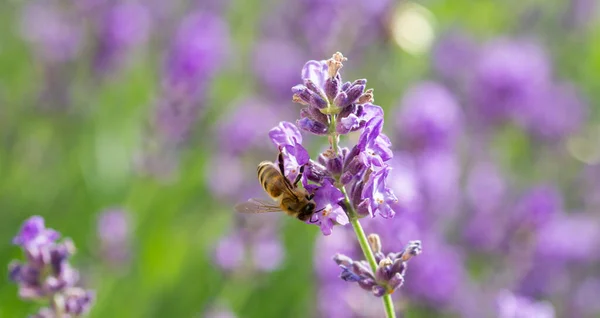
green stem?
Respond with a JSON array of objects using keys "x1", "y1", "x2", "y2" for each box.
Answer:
[{"x1": 328, "y1": 114, "x2": 396, "y2": 318}]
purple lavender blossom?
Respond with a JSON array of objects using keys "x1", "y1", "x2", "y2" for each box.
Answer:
[
  {"x1": 260, "y1": 52, "x2": 400, "y2": 236},
  {"x1": 356, "y1": 118, "x2": 393, "y2": 169},
  {"x1": 93, "y1": 3, "x2": 152, "y2": 74},
  {"x1": 269, "y1": 121, "x2": 310, "y2": 181},
  {"x1": 396, "y1": 82, "x2": 462, "y2": 152},
  {"x1": 468, "y1": 38, "x2": 551, "y2": 123},
  {"x1": 9, "y1": 216, "x2": 94, "y2": 316},
  {"x1": 312, "y1": 179, "x2": 349, "y2": 235},
  {"x1": 358, "y1": 166, "x2": 398, "y2": 218},
  {"x1": 293, "y1": 53, "x2": 379, "y2": 136},
  {"x1": 13, "y1": 216, "x2": 60, "y2": 247},
  {"x1": 97, "y1": 209, "x2": 131, "y2": 266}
]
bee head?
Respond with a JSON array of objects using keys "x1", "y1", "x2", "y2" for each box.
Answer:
[{"x1": 297, "y1": 202, "x2": 316, "y2": 222}]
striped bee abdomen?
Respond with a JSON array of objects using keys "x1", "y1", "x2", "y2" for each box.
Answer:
[{"x1": 257, "y1": 161, "x2": 286, "y2": 199}]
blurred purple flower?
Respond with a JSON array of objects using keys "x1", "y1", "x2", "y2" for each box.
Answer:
[
  {"x1": 251, "y1": 237, "x2": 284, "y2": 272},
  {"x1": 206, "y1": 154, "x2": 246, "y2": 199},
  {"x1": 511, "y1": 185, "x2": 562, "y2": 230},
  {"x1": 94, "y1": 3, "x2": 152, "y2": 74},
  {"x1": 466, "y1": 161, "x2": 506, "y2": 213},
  {"x1": 396, "y1": 82, "x2": 462, "y2": 152},
  {"x1": 165, "y1": 12, "x2": 229, "y2": 93},
  {"x1": 432, "y1": 30, "x2": 477, "y2": 81},
  {"x1": 138, "y1": 11, "x2": 229, "y2": 180},
  {"x1": 403, "y1": 236, "x2": 465, "y2": 307},
  {"x1": 468, "y1": 38, "x2": 551, "y2": 123},
  {"x1": 415, "y1": 150, "x2": 461, "y2": 220},
  {"x1": 386, "y1": 154, "x2": 422, "y2": 216},
  {"x1": 217, "y1": 98, "x2": 284, "y2": 155},
  {"x1": 563, "y1": 0, "x2": 598, "y2": 30},
  {"x1": 536, "y1": 214, "x2": 600, "y2": 262},
  {"x1": 20, "y1": 2, "x2": 83, "y2": 63},
  {"x1": 496, "y1": 290, "x2": 555, "y2": 318},
  {"x1": 573, "y1": 278, "x2": 600, "y2": 316},
  {"x1": 213, "y1": 233, "x2": 245, "y2": 271},
  {"x1": 518, "y1": 83, "x2": 587, "y2": 140},
  {"x1": 253, "y1": 39, "x2": 306, "y2": 99},
  {"x1": 97, "y1": 209, "x2": 131, "y2": 266}
]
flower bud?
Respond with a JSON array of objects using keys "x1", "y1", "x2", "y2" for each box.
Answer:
[
  {"x1": 297, "y1": 118, "x2": 329, "y2": 135},
  {"x1": 324, "y1": 76, "x2": 340, "y2": 101},
  {"x1": 333, "y1": 253, "x2": 354, "y2": 267},
  {"x1": 368, "y1": 234, "x2": 382, "y2": 254}
]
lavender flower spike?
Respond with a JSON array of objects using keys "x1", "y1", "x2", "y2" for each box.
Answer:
[
  {"x1": 244, "y1": 51, "x2": 419, "y2": 318},
  {"x1": 293, "y1": 52, "x2": 381, "y2": 136},
  {"x1": 333, "y1": 234, "x2": 422, "y2": 297},
  {"x1": 9, "y1": 216, "x2": 95, "y2": 317}
]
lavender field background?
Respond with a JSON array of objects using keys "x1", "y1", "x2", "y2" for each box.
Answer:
[{"x1": 1, "y1": 0, "x2": 600, "y2": 317}]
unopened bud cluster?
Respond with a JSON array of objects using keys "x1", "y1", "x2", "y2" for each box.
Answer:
[{"x1": 333, "y1": 234, "x2": 422, "y2": 297}]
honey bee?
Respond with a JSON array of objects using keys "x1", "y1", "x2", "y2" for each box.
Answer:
[{"x1": 235, "y1": 150, "x2": 318, "y2": 222}]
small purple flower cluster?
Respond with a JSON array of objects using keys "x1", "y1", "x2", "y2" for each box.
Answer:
[
  {"x1": 9, "y1": 216, "x2": 94, "y2": 317},
  {"x1": 334, "y1": 235, "x2": 421, "y2": 297},
  {"x1": 269, "y1": 52, "x2": 400, "y2": 235}
]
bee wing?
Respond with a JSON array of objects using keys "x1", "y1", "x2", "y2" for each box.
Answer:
[{"x1": 235, "y1": 198, "x2": 283, "y2": 214}]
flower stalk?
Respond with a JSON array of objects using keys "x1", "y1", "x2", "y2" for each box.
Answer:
[{"x1": 330, "y1": 111, "x2": 397, "y2": 318}]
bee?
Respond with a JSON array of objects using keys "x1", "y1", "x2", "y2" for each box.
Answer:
[{"x1": 235, "y1": 150, "x2": 318, "y2": 222}]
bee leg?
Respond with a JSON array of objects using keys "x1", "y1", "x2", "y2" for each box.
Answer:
[
  {"x1": 309, "y1": 214, "x2": 319, "y2": 223},
  {"x1": 293, "y1": 164, "x2": 304, "y2": 186},
  {"x1": 277, "y1": 147, "x2": 286, "y2": 176}
]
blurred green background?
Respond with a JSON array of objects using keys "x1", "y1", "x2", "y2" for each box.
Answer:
[{"x1": 1, "y1": 0, "x2": 599, "y2": 317}]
